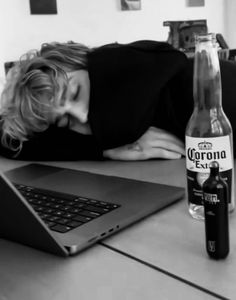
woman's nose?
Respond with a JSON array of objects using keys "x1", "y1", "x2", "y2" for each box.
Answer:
[
  {"x1": 78, "y1": 111, "x2": 88, "y2": 123},
  {"x1": 68, "y1": 106, "x2": 88, "y2": 124}
]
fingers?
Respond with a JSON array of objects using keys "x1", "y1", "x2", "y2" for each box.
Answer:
[
  {"x1": 146, "y1": 147, "x2": 182, "y2": 160},
  {"x1": 103, "y1": 127, "x2": 186, "y2": 161},
  {"x1": 139, "y1": 127, "x2": 185, "y2": 156},
  {"x1": 151, "y1": 139, "x2": 185, "y2": 156},
  {"x1": 153, "y1": 137, "x2": 185, "y2": 155},
  {"x1": 151, "y1": 128, "x2": 184, "y2": 147},
  {"x1": 103, "y1": 147, "x2": 142, "y2": 161},
  {"x1": 143, "y1": 127, "x2": 184, "y2": 147},
  {"x1": 103, "y1": 145, "x2": 182, "y2": 161}
]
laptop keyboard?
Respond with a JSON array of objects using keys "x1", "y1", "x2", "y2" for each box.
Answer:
[{"x1": 14, "y1": 183, "x2": 120, "y2": 233}]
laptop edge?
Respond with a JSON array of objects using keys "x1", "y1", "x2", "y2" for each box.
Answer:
[{"x1": 0, "y1": 163, "x2": 185, "y2": 256}]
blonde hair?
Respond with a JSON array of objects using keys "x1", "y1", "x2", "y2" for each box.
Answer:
[{"x1": 0, "y1": 42, "x2": 90, "y2": 154}]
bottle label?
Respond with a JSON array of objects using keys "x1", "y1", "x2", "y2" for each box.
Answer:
[
  {"x1": 208, "y1": 241, "x2": 216, "y2": 253},
  {"x1": 186, "y1": 136, "x2": 233, "y2": 205},
  {"x1": 186, "y1": 136, "x2": 233, "y2": 171},
  {"x1": 204, "y1": 193, "x2": 220, "y2": 205}
]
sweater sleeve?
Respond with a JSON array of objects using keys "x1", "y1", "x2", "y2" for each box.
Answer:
[
  {"x1": 0, "y1": 125, "x2": 103, "y2": 161},
  {"x1": 88, "y1": 40, "x2": 188, "y2": 150}
]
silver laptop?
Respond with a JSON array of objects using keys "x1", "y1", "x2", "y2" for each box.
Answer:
[{"x1": 0, "y1": 163, "x2": 184, "y2": 256}]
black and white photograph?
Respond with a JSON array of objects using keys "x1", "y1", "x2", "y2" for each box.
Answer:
[
  {"x1": 121, "y1": 0, "x2": 141, "y2": 11},
  {"x1": 0, "y1": 0, "x2": 236, "y2": 299}
]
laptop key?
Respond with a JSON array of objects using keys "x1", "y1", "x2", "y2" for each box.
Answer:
[
  {"x1": 39, "y1": 213, "x2": 50, "y2": 219},
  {"x1": 60, "y1": 205, "x2": 72, "y2": 211},
  {"x1": 73, "y1": 215, "x2": 91, "y2": 223},
  {"x1": 63, "y1": 213, "x2": 76, "y2": 219},
  {"x1": 44, "y1": 208, "x2": 55, "y2": 214},
  {"x1": 74, "y1": 203, "x2": 86, "y2": 209},
  {"x1": 66, "y1": 221, "x2": 83, "y2": 228},
  {"x1": 57, "y1": 218, "x2": 69, "y2": 225},
  {"x1": 65, "y1": 201, "x2": 75, "y2": 206},
  {"x1": 56, "y1": 199, "x2": 66, "y2": 204},
  {"x1": 50, "y1": 224, "x2": 71, "y2": 233},
  {"x1": 88, "y1": 199, "x2": 98, "y2": 205},
  {"x1": 46, "y1": 216, "x2": 60, "y2": 222},
  {"x1": 68, "y1": 207, "x2": 81, "y2": 214},
  {"x1": 44, "y1": 221, "x2": 56, "y2": 227},
  {"x1": 44, "y1": 202, "x2": 53, "y2": 207},
  {"x1": 53, "y1": 210, "x2": 65, "y2": 217},
  {"x1": 34, "y1": 206, "x2": 46, "y2": 212},
  {"x1": 78, "y1": 210, "x2": 100, "y2": 218},
  {"x1": 77, "y1": 197, "x2": 88, "y2": 202},
  {"x1": 48, "y1": 203, "x2": 62, "y2": 209},
  {"x1": 83, "y1": 205, "x2": 109, "y2": 214}
]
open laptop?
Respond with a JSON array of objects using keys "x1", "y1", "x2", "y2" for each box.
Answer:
[{"x1": 0, "y1": 163, "x2": 184, "y2": 257}]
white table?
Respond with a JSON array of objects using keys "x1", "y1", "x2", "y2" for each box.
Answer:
[{"x1": 0, "y1": 157, "x2": 234, "y2": 300}]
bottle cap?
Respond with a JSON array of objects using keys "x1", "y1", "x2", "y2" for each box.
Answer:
[
  {"x1": 209, "y1": 161, "x2": 219, "y2": 169},
  {"x1": 195, "y1": 32, "x2": 216, "y2": 43}
]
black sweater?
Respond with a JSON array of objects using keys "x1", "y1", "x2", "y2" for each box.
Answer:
[{"x1": 1, "y1": 40, "x2": 235, "y2": 160}]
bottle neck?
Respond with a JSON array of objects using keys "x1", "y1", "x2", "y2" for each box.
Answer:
[
  {"x1": 209, "y1": 161, "x2": 220, "y2": 178},
  {"x1": 210, "y1": 168, "x2": 219, "y2": 177},
  {"x1": 193, "y1": 35, "x2": 222, "y2": 110}
]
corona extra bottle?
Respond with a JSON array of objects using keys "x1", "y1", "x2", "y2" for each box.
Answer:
[{"x1": 185, "y1": 33, "x2": 235, "y2": 220}]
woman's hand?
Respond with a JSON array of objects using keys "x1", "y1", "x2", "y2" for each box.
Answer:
[{"x1": 103, "y1": 127, "x2": 185, "y2": 161}]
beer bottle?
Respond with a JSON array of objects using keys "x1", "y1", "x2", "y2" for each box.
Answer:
[
  {"x1": 185, "y1": 33, "x2": 235, "y2": 220},
  {"x1": 202, "y1": 161, "x2": 229, "y2": 259}
]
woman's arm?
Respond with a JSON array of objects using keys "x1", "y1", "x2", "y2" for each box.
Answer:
[
  {"x1": 103, "y1": 127, "x2": 185, "y2": 160},
  {"x1": 0, "y1": 125, "x2": 103, "y2": 161}
]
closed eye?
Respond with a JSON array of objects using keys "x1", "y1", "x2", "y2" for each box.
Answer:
[{"x1": 72, "y1": 86, "x2": 80, "y2": 101}]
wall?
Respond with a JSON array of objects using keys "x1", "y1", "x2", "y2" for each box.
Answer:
[
  {"x1": 225, "y1": 0, "x2": 236, "y2": 48},
  {"x1": 1, "y1": 0, "x2": 226, "y2": 80}
]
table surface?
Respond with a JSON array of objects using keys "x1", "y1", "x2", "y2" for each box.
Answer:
[{"x1": 0, "y1": 157, "x2": 235, "y2": 300}]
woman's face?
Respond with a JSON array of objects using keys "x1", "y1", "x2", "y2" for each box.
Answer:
[{"x1": 54, "y1": 69, "x2": 90, "y2": 133}]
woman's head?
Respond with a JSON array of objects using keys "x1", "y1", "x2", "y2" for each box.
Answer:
[
  {"x1": 0, "y1": 42, "x2": 90, "y2": 153},
  {"x1": 40, "y1": 41, "x2": 89, "y2": 71}
]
